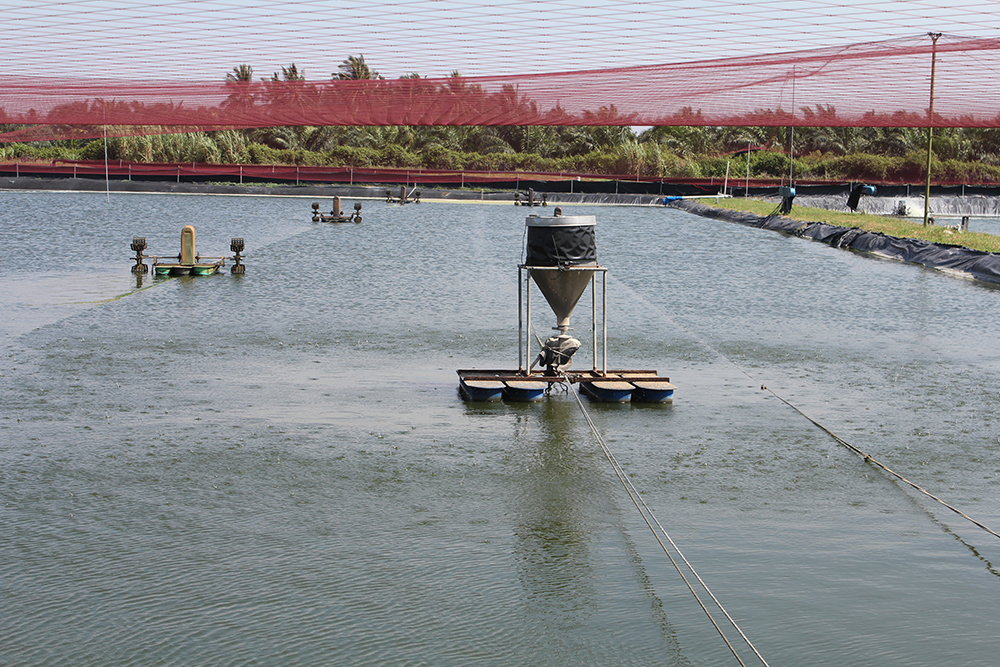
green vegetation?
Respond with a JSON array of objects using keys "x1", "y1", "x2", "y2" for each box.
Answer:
[
  {"x1": 698, "y1": 197, "x2": 1000, "y2": 253},
  {"x1": 5, "y1": 128, "x2": 1000, "y2": 185}
]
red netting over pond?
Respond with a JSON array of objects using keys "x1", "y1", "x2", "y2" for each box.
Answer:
[{"x1": 2, "y1": 35, "x2": 1000, "y2": 143}]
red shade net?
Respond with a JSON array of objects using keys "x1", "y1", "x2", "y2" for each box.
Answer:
[{"x1": 1, "y1": 35, "x2": 998, "y2": 143}]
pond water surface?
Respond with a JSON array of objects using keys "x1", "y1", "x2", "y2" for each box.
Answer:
[{"x1": 2, "y1": 190, "x2": 1000, "y2": 667}]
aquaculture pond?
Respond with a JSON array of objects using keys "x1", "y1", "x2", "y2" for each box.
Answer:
[{"x1": 2, "y1": 190, "x2": 1000, "y2": 667}]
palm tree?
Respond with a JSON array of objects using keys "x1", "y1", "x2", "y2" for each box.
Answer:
[
  {"x1": 258, "y1": 63, "x2": 314, "y2": 108},
  {"x1": 335, "y1": 55, "x2": 382, "y2": 80},
  {"x1": 223, "y1": 64, "x2": 255, "y2": 109},
  {"x1": 710, "y1": 126, "x2": 772, "y2": 153},
  {"x1": 226, "y1": 64, "x2": 253, "y2": 83},
  {"x1": 269, "y1": 63, "x2": 304, "y2": 82},
  {"x1": 248, "y1": 125, "x2": 312, "y2": 151},
  {"x1": 963, "y1": 128, "x2": 1000, "y2": 164},
  {"x1": 867, "y1": 127, "x2": 923, "y2": 157},
  {"x1": 639, "y1": 126, "x2": 712, "y2": 157}
]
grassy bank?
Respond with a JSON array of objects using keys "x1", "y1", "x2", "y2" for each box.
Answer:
[{"x1": 695, "y1": 197, "x2": 1000, "y2": 253}]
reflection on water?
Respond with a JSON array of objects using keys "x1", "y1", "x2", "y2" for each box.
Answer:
[
  {"x1": 512, "y1": 400, "x2": 597, "y2": 612},
  {"x1": 2, "y1": 190, "x2": 1000, "y2": 667}
]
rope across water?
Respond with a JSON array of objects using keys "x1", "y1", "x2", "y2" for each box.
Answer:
[
  {"x1": 561, "y1": 373, "x2": 771, "y2": 667},
  {"x1": 611, "y1": 278, "x2": 1000, "y2": 542}
]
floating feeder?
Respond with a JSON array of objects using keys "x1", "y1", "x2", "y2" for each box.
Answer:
[
  {"x1": 458, "y1": 209, "x2": 675, "y2": 403},
  {"x1": 130, "y1": 225, "x2": 245, "y2": 276},
  {"x1": 312, "y1": 196, "x2": 362, "y2": 223}
]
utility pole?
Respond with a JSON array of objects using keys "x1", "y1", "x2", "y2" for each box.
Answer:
[
  {"x1": 924, "y1": 32, "x2": 942, "y2": 226},
  {"x1": 789, "y1": 66, "x2": 796, "y2": 185}
]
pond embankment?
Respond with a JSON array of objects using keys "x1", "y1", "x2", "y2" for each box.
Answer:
[
  {"x1": 669, "y1": 198, "x2": 1000, "y2": 286},
  {"x1": 0, "y1": 176, "x2": 663, "y2": 206}
]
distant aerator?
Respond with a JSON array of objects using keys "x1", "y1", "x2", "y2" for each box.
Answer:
[{"x1": 129, "y1": 225, "x2": 245, "y2": 276}]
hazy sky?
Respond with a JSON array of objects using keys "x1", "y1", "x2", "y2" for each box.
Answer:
[{"x1": 4, "y1": 0, "x2": 1000, "y2": 81}]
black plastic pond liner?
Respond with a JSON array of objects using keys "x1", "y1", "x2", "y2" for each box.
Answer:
[
  {"x1": 0, "y1": 176, "x2": 670, "y2": 205},
  {"x1": 669, "y1": 199, "x2": 1000, "y2": 286}
]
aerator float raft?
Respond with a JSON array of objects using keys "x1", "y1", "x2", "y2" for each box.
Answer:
[
  {"x1": 458, "y1": 210, "x2": 675, "y2": 403},
  {"x1": 312, "y1": 196, "x2": 362, "y2": 223},
  {"x1": 130, "y1": 225, "x2": 246, "y2": 276}
]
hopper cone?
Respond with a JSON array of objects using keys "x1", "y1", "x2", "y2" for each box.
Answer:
[{"x1": 530, "y1": 268, "x2": 595, "y2": 332}]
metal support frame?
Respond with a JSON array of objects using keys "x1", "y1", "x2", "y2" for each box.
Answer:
[
  {"x1": 517, "y1": 266, "x2": 531, "y2": 373},
  {"x1": 519, "y1": 264, "x2": 608, "y2": 377}
]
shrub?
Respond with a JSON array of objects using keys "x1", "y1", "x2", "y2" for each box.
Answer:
[
  {"x1": 659, "y1": 152, "x2": 703, "y2": 178},
  {"x1": 247, "y1": 143, "x2": 278, "y2": 165},
  {"x1": 79, "y1": 140, "x2": 106, "y2": 160},
  {"x1": 247, "y1": 144, "x2": 328, "y2": 165},
  {"x1": 420, "y1": 145, "x2": 463, "y2": 170},
  {"x1": 828, "y1": 153, "x2": 894, "y2": 181},
  {"x1": 325, "y1": 145, "x2": 379, "y2": 167},
  {"x1": 568, "y1": 152, "x2": 618, "y2": 174},
  {"x1": 377, "y1": 144, "x2": 422, "y2": 168},
  {"x1": 0, "y1": 143, "x2": 77, "y2": 160},
  {"x1": 892, "y1": 151, "x2": 938, "y2": 181},
  {"x1": 696, "y1": 156, "x2": 734, "y2": 179},
  {"x1": 280, "y1": 149, "x2": 325, "y2": 166},
  {"x1": 791, "y1": 152, "x2": 829, "y2": 179},
  {"x1": 938, "y1": 159, "x2": 1000, "y2": 183},
  {"x1": 749, "y1": 151, "x2": 789, "y2": 177}
]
